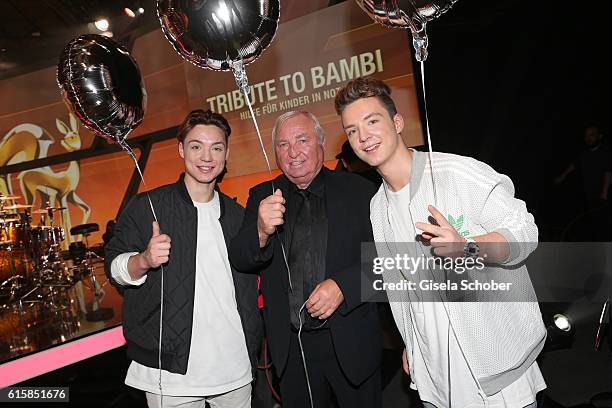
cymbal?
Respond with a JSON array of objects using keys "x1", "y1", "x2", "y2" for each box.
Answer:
[
  {"x1": 1, "y1": 204, "x2": 32, "y2": 210},
  {"x1": 0, "y1": 216, "x2": 19, "y2": 222},
  {"x1": 32, "y1": 206, "x2": 67, "y2": 214},
  {"x1": 0, "y1": 195, "x2": 21, "y2": 201}
]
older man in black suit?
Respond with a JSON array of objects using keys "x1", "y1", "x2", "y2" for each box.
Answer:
[{"x1": 229, "y1": 110, "x2": 382, "y2": 408}]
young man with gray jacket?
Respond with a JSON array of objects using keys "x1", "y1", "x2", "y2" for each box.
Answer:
[{"x1": 334, "y1": 77, "x2": 546, "y2": 408}]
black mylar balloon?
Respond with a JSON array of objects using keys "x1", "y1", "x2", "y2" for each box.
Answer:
[{"x1": 57, "y1": 34, "x2": 147, "y2": 143}]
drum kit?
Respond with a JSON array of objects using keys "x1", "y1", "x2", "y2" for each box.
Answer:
[{"x1": 0, "y1": 193, "x2": 106, "y2": 356}]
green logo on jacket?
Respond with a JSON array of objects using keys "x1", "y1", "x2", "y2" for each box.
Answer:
[{"x1": 448, "y1": 214, "x2": 470, "y2": 237}]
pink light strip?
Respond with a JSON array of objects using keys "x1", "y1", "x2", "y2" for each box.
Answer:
[{"x1": 0, "y1": 326, "x2": 126, "y2": 388}]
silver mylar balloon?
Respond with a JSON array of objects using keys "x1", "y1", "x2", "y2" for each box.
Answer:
[
  {"x1": 157, "y1": 0, "x2": 280, "y2": 74},
  {"x1": 157, "y1": 0, "x2": 280, "y2": 181},
  {"x1": 57, "y1": 34, "x2": 147, "y2": 143},
  {"x1": 355, "y1": 0, "x2": 458, "y2": 61}
]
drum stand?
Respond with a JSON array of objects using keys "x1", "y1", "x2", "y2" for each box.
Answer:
[
  {"x1": 30, "y1": 209, "x2": 72, "y2": 301},
  {"x1": 8, "y1": 298, "x2": 36, "y2": 354},
  {"x1": 20, "y1": 207, "x2": 76, "y2": 329},
  {"x1": 70, "y1": 223, "x2": 113, "y2": 322}
]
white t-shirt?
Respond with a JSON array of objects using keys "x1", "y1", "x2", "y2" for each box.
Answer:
[
  {"x1": 386, "y1": 181, "x2": 546, "y2": 408},
  {"x1": 111, "y1": 191, "x2": 252, "y2": 396}
]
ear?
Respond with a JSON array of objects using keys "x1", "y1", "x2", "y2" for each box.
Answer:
[
  {"x1": 225, "y1": 145, "x2": 230, "y2": 162},
  {"x1": 393, "y1": 113, "x2": 405, "y2": 135},
  {"x1": 178, "y1": 142, "x2": 185, "y2": 159},
  {"x1": 56, "y1": 119, "x2": 69, "y2": 135},
  {"x1": 69, "y1": 113, "x2": 78, "y2": 132}
]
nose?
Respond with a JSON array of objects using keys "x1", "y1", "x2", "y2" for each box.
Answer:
[
  {"x1": 288, "y1": 143, "x2": 298, "y2": 158},
  {"x1": 201, "y1": 148, "x2": 213, "y2": 162},
  {"x1": 358, "y1": 125, "x2": 370, "y2": 143}
]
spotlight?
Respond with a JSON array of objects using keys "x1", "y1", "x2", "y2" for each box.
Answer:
[
  {"x1": 544, "y1": 312, "x2": 575, "y2": 352},
  {"x1": 138, "y1": 7, "x2": 145, "y2": 14},
  {"x1": 94, "y1": 19, "x2": 109, "y2": 31},
  {"x1": 124, "y1": 7, "x2": 136, "y2": 18},
  {"x1": 554, "y1": 314, "x2": 571, "y2": 332},
  {"x1": 217, "y1": 3, "x2": 230, "y2": 21}
]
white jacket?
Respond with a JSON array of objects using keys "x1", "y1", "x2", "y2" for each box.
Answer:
[{"x1": 370, "y1": 150, "x2": 546, "y2": 396}]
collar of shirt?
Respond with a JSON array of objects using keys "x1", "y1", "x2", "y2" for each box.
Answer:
[{"x1": 288, "y1": 167, "x2": 325, "y2": 198}]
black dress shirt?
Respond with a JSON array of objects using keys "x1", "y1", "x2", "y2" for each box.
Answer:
[{"x1": 286, "y1": 170, "x2": 327, "y2": 329}]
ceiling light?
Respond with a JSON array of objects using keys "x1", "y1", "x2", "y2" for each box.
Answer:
[
  {"x1": 138, "y1": 7, "x2": 145, "y2": 14},
  {"x1": 94, "y1": 19, "x2": 109, "y2": 31},
  {"x1": 124, "y1": 7, "x2": 136, "y2": 18}
]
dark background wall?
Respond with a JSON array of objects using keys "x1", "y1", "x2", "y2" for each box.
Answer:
[{"x1": 408, "y1": 0, "x2": 611, "y2": 239}]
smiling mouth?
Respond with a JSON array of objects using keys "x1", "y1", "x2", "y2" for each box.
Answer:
[
  {"x1": 363, "y1": 143, "x2": 380, "y2": 153},
  {"x1": 289, "y1": 160, "x2": 304, "y2": 167},
  {"x1": 197, "y1": 165, "x2": 215, "y2": 172}
]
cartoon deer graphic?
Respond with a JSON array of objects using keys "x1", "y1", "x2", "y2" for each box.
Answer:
[
  {"x1": 18, "y1": 114, "x2": 90, "y2": 240},
  {"x1": 0, "y1": 123, "x2": 54, "y2": 195}
]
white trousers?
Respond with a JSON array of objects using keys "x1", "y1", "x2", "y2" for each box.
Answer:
[{"x1": 145, "y1": 383, "x2": 251, "y2": 408}]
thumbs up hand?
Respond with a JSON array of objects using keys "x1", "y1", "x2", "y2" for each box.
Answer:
[{"x1": 142, "y1": 221, "x2": 172, "y2": 268}]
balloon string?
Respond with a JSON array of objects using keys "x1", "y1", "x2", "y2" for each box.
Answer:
[
  {"x1": 419, "y1": 60, "x2": 437, "y2": 208},
  {"x1": 298, "y1": 300, "x2": 327, "y2": 408},
  {"x1": 245, "y1": 98, "x2": 274, "y2": 178},
  {"x1": 236, "y1": 68, "x2": 293, "y2": 294},
  {"x1": 231, "y1": 64, "x2": 273, "y2": 179},
  {"x1": 234, "y1": 67, "x2": 312, "y2": 408},
  {"x1": 118, "y1": 139, "x2": 165, "y2": 408}
]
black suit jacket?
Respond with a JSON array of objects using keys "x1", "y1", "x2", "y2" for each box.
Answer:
[
  {"x1": 229, "y1": 167, "x2": 382, "y2": 385},
  {"x1": 105, "y1": 174, "x2": 263, "y2": 375}
]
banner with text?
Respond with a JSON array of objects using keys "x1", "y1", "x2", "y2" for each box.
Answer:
[{"x1": 184, "y1": 1, "x2": 423, "y2": 177}]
